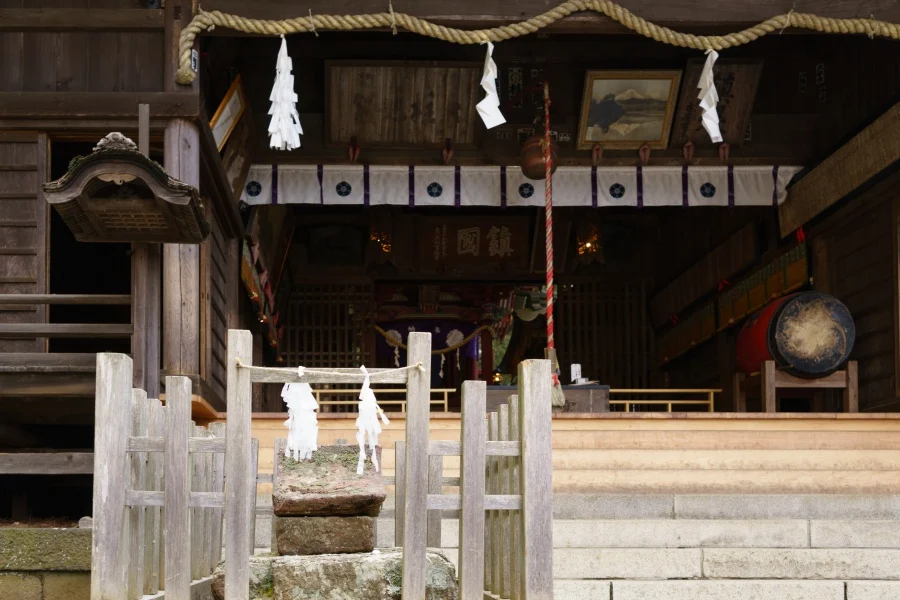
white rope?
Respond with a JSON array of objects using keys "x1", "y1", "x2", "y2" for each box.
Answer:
[{"x1": 234, "y1": 358, "x2": 425, "y2": 377}]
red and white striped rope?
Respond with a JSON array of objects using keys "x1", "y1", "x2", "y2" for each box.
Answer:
[{"x1": 543, "y1": 81, "x2": 554, "y2": 351}]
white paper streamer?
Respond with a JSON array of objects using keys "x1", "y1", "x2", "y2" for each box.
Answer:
[
  {"x1": 268, "y1": 36, "x2": 303, "y2": 151},
  {"x1": 355, "y1": 366, "x2": 390, "y2": 475},
  {"x1": 475, "y1": 42, "x2": 506, "y2": 130},
  {"x1": 697, "y1": 50, "x2": 723, "y2": 144},
  {"x1": 282, "y1": 383, "x2": 318, "y2": 461}
]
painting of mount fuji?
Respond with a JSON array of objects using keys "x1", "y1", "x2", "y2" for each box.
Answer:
[{"x1": 577, "y1": 70, "x2": 682, "y2": 150}]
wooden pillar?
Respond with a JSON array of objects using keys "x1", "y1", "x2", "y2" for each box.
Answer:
[
  {"x1": 481, "y1": 328, "x2": 493, "y2": 381},
  {"x1": 762, "y1": 360, "x2": 777, "y2": 413},
  {"x1": 133, "y1": 104, "x2": 161, "y2": 396},
  {"x1": 163, "y1": 119, "x2": 201, "y2": 376}
]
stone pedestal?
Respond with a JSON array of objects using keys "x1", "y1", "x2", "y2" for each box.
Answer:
[{"x1": 274, "y1": 516, "x2": 376, "y2": 555}]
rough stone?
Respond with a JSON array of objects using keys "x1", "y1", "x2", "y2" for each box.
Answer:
[
  {"x1": 703, "y1": 549, "x2": 900, "y2": 579},
  {"x1": 0, "y1": 528, "x2": 92, "y2": 571},
  {"x1": 0, "y1": 573, "x2": 41, "y2": 600},
  {"x1": 43, "y1": 573, "x2": 91, "y2": 600},
  {"x1": 273, "y1": 445, "x2": 386, "y2": 517},
  {"x1": 846, "y1": 581, "x2": 900, "y2": 600},
  {"x1": 275, "y1": 516, "x2": 375, "y2": 555},
  {"x1": 553, "y1": 548, "x2": 702, "y2": 580},
  {"x1": 810, "y1": 520, "x2": 900, "y2": 548},
  {"x1": 272, "y1": 549, "x2": 458, "y2": 600},
  {"x1": 612, "y1": 580, "x2": 844, "y2": 600},
  {"x1": 210, "y1": 556, "x2": 275, "y2": 600}
]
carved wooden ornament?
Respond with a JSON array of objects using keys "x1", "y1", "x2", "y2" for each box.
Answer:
[{"x1": 42, "y1": 132, "x2": 210, "y2": 243}]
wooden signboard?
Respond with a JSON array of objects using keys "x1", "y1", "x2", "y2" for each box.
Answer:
[
  {"x1": 210, "y1": 76, "x2": 247, "y2": 151},
  {"x1": 325, "y1": 61, "x2": 482, "y2": 148},
  {"x1": 670, "y1": 59, "x2": 762, "y2": 147},
  {"x1": 418, "y1": 216, "x2": 530, "y2": 273}
]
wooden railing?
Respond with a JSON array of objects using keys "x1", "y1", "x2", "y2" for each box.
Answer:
[
  {"x1": 311, "y1": 387, "x2": 455, "y2": 412},
  {"x1": 609, "y1": 388, "x2": 720, "y2": 412},
  {"x1": 0, "y1": 294, "x2": 132, "y2": 338}
]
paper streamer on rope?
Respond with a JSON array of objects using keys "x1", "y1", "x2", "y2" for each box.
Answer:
[
  {"x1": 355, "y1": 366, "x2": 390, "y2": 474},
  {"x1": 281, "y1": 383, "x2": 318, "y2": 461},
  {"x1": 268, "y1": 35, "x2": 303, "y2": 151},
  {"x1": 697, "y1": 50, "x2": 723, "y2": 144},
  {"x1": 475, "y1": 42, "x2": 506, "y2": 129}
]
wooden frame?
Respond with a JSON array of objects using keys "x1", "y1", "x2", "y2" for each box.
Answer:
[
  {"x1": 734, "y1": 360, "x2": 859, "y2": 413},
  {"x1": 576, "y1": 70, "x2": 682, "y2": 150},
  {"x1": 209, "y1": 76, "x2": 247, "y2": 152}
]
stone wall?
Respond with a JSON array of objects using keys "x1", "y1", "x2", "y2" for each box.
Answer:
[{"x1": 0, "y1": 528, "x2": 91, "y2": 600}]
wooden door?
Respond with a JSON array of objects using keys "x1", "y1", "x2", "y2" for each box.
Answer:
[
  {"x1": 284, "y1": 280, "x2": 375, "y2": 369},
  {"x1": 0, "y1": 132, "x2": 49, "y2": 353}
]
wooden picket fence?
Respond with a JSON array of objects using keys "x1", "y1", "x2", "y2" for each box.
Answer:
[
  {"x1": 91, "y1": 348, "x2": 259, "y2": 600},
  {"x1": 393, "y1": 364, "x2": 554, "y2": 600}
]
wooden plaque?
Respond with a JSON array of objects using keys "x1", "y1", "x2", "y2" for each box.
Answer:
[
  {"x1": 325, "y1": 61, "x2": 482, "y2": 148},
  {"x1": 417, "y1": 216, "x2": 530, "y2": 273},
  {"x1": 670, "y1": 59, "x2": 762, "y2": 147},
  {"x1": 210, "y1": 76, "x2": 247, "y2": 151}
]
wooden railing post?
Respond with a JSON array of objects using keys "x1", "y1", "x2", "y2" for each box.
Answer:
[
  {"x1": 508, "y1": 395, "x2": 522, "y2": 600},
  {"x1": 127, "y1": 389, "x2": 149, "y2": 600},
  {"x1": 458, "y1": 380, "x2": 486, "y2": 600},
  {"x1": 164, "y1": 375, "x2": 192, "y2": 600},
  {"x1": 225, "y1": 329, "x2": 253, "y2": 598},
  {"x1": 518, "y1": 359, "x2": 553, "y2": 600},
  {"x1": 401, "y1": 332, "x2": 431, "y2": 599},
  {"x1": 91, "y1": 353, "x2": 133, "y2": 600}
]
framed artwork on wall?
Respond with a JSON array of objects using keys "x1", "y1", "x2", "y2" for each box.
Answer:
[
  {"x1": 576, "y1": 70, "x2": 682, "y2": 150},
  {"x1": 210, "y1": 75, "x2": 247, "y2": 151}
]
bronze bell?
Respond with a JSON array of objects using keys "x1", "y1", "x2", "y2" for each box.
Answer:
[{"x1": 519, "y1": 134, "x2": 558, "y2": 180}]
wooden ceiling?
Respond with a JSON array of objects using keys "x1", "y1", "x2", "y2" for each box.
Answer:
[{"x1": 199, "y1": 16, "x2": 899, "y2": 168}]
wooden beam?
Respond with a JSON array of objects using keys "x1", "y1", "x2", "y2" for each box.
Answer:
[
  {"x1": 0, "y1": 323, "x2": 132, "y2": 338},
  {"x1": 202, "y1": 0, "x2": 900, "y2": 28},
  {"x1": 0, "y1": 93, "x2": 199, "y2": 119},
  {"x1": 779, "y1": 102, "x2": 900, "y2": 238},
  {"x1": 0, "y1": 8, "x2": 164, "y2": 31},
  {"x1": 0, "y1": 452, "x2": 94, "y2": 475}
]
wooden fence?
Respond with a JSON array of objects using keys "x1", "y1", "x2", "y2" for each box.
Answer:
[
  {"x1": 90, "y1": 349, "x2": 259, "y2": 600},
  {"x1": 393, "y1": 362, "x2": 554, "y2": 600}
]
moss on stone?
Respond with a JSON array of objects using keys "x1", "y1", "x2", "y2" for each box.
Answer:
[{"x1": 0, "y1": 528, "x2": 91, "y2": 571}]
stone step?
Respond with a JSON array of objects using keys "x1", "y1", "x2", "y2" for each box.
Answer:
[
  {"x1": 255, "y1": 493, "x2": 900, "y2": 521},
  {"x1": 557, "y1": 581, "x2": 899, "y2": 600}
]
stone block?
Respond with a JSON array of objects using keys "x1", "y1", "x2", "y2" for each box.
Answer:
[
  {"x1": 612, "y1": 580, "x2": 844, "y2": 600},
  {"x1": 0, "y1": 573, "x2": 41, "y2": 600},
  {"x1": 272, "y1": 549, "x2": 458, "y2": 600},
  {"x1": 846, "y1": 581, "x2": 900, "y2": 600},
  {"x1": 703, "y1": 549, "x2": 900, "y2": 579},
  {"x1": 275, "y1": 515, "x2": 375, "y2": 555},
  {"x1": 211, "y1": 556, "x2": 275, "y2": 600},
  {"x1": 376, "y1": 517, "x2": 395, "y2": 548},
  {"x1": 553, "y1": 548, "x2": 702, "y2": 580},
  {"x1": 810, "y1": 520, "x2": 900, "y2": 548},
  {"x1": 552, "y1": 519, "x2": 808, "y2": 548},
  {"x1": 273, "y1": 445, "x2": 386, "y2": 517},
  {"x1": 676, "y1": 495, "x2": 900, "y2": 520},
  {"x1": 43, "y1": 573, "x2": 91, "y2": 600},
  {"x1": 0, "y1": 528, "x2": 92, "y2": 571},
  {"x1": 553, "y1": 494, "x2": 674, "y2": 519},
  {"x1": 554, "y1": 580, "x2": 611, "y2": 600}
]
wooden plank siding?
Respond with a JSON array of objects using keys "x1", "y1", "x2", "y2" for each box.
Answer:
[
  {"x1": 200, "y1": 208, "x2": 231, "y2": 403},
  {"x1": 809, "y1": 173, "x2": 900, "y2": 411},
  {"x1": 0, "y1": 132, "x2": 48, "y2": 353},
  {"x1": 0, "y1": 1, "x2": 164, "y2": 94}
]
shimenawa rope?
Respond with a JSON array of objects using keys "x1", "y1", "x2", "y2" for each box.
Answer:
[{"x1": 175, "y1": 1, "x2": 900, "y2": 84}]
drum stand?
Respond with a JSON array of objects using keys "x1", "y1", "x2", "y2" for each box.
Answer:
[{"x1": 733, "y1": 360, "x2": 858, "y2": 413}]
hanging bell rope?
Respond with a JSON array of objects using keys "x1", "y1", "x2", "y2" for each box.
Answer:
[{"x1": 176, "y1": 2, "x2": 900, "y2": 84}]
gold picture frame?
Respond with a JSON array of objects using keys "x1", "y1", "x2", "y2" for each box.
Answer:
[
  {"x1": 209, "y1": 76, "x2": 247, "y2": 152},
  {"x1": 576, "y1": 70, "x2": 682, "y2": 150}
]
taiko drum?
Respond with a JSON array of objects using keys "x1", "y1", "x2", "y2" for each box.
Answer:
[{"x1": 735, "y1": 292, "x2": 855, "y2": 378}]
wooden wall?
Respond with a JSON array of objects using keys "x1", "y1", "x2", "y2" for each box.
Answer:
[
  {"x1": 200, "y1": 207, "x2": 234, "y2": 403},
  {"x1": 0, "y1": 132, "x2": 48, "y2": 353},
  {"x1": 0, "y1": 1, "x2": 164, "y2": 93},
  {"x1": 810, "y1": 174, "x2": 900, "y2": 411}
]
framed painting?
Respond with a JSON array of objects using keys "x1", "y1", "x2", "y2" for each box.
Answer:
[
  {"x1": 576, "y1": 70, "x2": 682, "y2": 150},
  {"x1": 209, "y1": 76, "x2": 247, "y2": 151}
]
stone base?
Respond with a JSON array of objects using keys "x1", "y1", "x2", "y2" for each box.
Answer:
[
  {"x1": 211, "y1": 550, "x2": 458, "y2": 600},
  {"x1": 273, "y1": 445, "x2": 386, "y2": 517},
  {"x1": 275, "y1": 515, "x2": 375, "y2": 555}
]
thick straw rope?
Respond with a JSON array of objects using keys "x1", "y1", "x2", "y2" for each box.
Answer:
[{"x1": 176, "y1": 1, "x2": 900, "y2": 84}]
